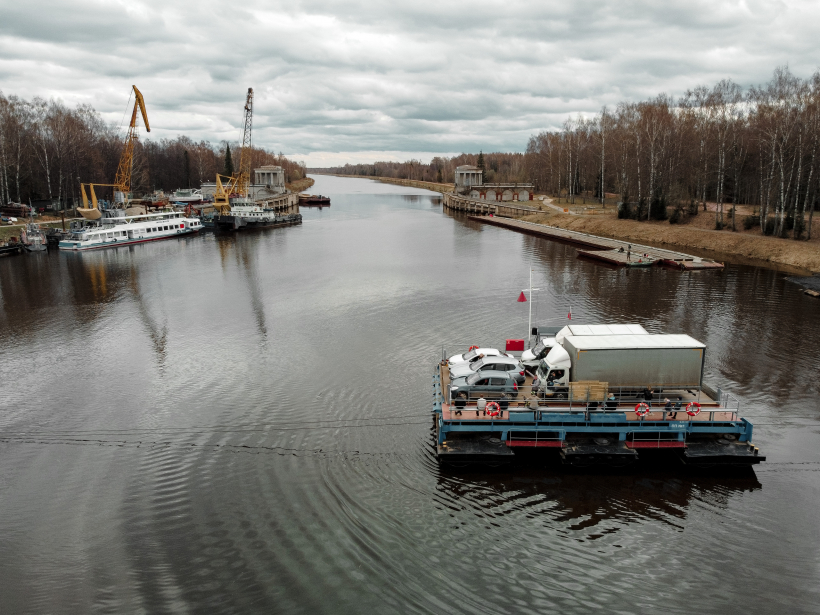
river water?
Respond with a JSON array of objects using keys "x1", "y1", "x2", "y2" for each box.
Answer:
[{"x1": 1, "y1": 175, "x2": 819, "y2": 614}]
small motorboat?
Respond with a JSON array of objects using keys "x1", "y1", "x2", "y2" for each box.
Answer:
[{"x1": 21, "y1": 223, "x2": 47, "y2": 252}]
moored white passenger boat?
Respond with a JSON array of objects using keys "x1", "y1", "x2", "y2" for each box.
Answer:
[
  {"x1": 58, "y1": 210, "x2": 202, "y2": 251},
  {"x1": 170, "y1": 188, "x2": 203, "y2": 204}
]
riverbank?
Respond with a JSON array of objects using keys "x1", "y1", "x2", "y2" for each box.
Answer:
[
  {"x1": 287, "y1": 177, "x2": 315, "y2": 192},
  {"x1": 516, "y1": 209, "x2": 820, "y2": 274}
]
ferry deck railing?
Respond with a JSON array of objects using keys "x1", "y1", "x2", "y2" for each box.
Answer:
[{"x1": 442, "y1": 366, "x2": 740, "y2": 422}]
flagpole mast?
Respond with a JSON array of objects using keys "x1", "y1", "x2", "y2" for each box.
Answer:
[{"x1": 528, "y1": 269, "x2": 533, "y2": 346}]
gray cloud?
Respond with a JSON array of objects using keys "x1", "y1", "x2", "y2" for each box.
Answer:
[{"x1": 1, "y1": 0, "x2": 819, "y2": 165}]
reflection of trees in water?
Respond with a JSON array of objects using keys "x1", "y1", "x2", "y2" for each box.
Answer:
[
  {"x1": 0, "y1": 253, "x2": 65, "y2": 332},
  {"x1": 436, "y1": 465, "x2": 761, "y2": 530},
  {"x1": 0, "y1": 250, "x2": 135, "y2": 336}
]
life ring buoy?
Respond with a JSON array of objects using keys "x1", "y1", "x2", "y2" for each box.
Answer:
[
  {"x1": 486, "y1": 401, "x2": 500, "y2": 417},
  {"x1": 468, "y1": 345, "x2": 479, "y2": 351},
  {"x1": 634, "y1": 402, "x2": 650, "y2": 417},
  {"x1": 686, "y1": 401, "x2": 701, "y2": 416}
]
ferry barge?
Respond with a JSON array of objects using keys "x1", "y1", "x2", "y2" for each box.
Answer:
[
  {"x1": 298, "y1": 194, "x2": 330, "y2": 207},
  {"x1": 433, "y1": 333, "x2": 765, "y2": 467}
]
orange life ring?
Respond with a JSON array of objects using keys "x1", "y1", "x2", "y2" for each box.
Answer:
[
  {"x1": 634, "y1": 402, "x2": 650, "y2": 417},
  {"x1": 686, "y1": 401, "x2": 701, "y2": 416},
  {"x1": 486, "y1": 401, "x2": 500, "y2": 417},
  {"x1": 468, "y1": 345, "x2": 479, "y2": 351}
]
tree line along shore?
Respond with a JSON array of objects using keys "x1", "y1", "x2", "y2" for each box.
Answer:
[
  {"x1": 0, "y1": 92, "x2": 308, "y2": 207},
  {"x1": 313, "y1": 66, "x2": 820, "y2": 273}
]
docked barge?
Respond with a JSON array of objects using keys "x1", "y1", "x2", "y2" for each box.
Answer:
[
  {"x1": 298, "y1": 194, "x2": 330, "y2": 207},
  {"x1": 433, "y1": 332, "x2": 765, "y2": 468}
]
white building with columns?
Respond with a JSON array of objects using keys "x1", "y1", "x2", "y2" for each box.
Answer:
[
  {"x1": 453, "y1": 164, "x2": 534, "y2": 202},
  {"x1": 201, "y1": 165, "x2": 288, "y2": 200}
]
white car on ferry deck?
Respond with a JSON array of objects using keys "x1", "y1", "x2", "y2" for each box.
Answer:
[{"x1": 447, "y1": 347, "x2": 513, "y2": 368}]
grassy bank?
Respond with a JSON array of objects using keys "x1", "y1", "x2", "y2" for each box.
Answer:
[
  {"x1": 517, "y1": 208, "x2": 820, "y2": 274},
  {"x1": 287, "y1": 177, "x2": 315, "y2": 193}
]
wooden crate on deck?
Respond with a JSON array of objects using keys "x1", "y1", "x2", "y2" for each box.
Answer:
[{"x1": 568, "y1": 381, "x2": 609, "y2": 402}]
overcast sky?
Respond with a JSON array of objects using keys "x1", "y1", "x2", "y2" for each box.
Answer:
[{"x1": 2, "y1": 0, "x2": 819, "y2": 166}]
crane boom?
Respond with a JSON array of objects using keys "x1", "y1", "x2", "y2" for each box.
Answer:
[
  {"x1": 113, "y1": 85, "x2": 150, "y2": 204},
  {"x1": 77, "y1": 85, "x2": 149, "y2": 219},
  {"x1": 235, "y1": 88, "x2": 254, "y2": 198},
  {"x1": 213, "y1": 87, "x2": 254, "y2": 214}
]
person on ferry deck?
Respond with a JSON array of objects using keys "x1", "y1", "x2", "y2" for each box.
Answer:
[
  {"x1": 671, "y1": 397, "x2": 682, "y2": 419},
  {"x1": 605, "y1": 393, "x2": 618, "y2": 410},
  {"x1": 643, "y1": 386, "x2": 654, "y2": 407}
]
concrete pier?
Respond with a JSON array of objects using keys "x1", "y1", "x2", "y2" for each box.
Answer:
[
  {"x1": 470, "y1": 216, "x2": 724, "y2": 270},
  {"x1": 442, "y1": 192, "x2": 540, "y2": 217},
  {"x1": 258, "y1": 192, "x2": 301, "y2": 213}
]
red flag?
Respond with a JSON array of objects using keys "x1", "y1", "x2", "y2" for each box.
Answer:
[{"x1": 517, "y1": 291, "x2": 527, "y2": 302}]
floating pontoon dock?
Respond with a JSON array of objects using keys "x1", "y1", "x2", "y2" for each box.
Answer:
[{"x1": 469, "y1": 216, "x2": 724, "y2": 270}]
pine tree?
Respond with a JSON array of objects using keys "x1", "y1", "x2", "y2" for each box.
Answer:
[
  {"x1": 223, "y1": 145, "x2": 234, "y2": 177},
  {"x1": 476, "y1": 151, "x2": 485, "y2": 175}
]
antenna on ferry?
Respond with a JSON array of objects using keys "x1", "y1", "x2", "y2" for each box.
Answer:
[{"x1": 519, "y1": 269, "x2": 540, "y2": 346}]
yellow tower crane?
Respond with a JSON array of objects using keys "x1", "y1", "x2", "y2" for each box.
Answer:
[
  {"x1": 213, "y1": 88, "x2": 254, "y2": 215},
  {"x1": 77, "y1": 85, "x2": 150, "y2": 220}
]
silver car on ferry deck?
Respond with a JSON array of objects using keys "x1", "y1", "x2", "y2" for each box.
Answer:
[{"x1": 449, "y1": 355, "x2": 527, "y2": 385}]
